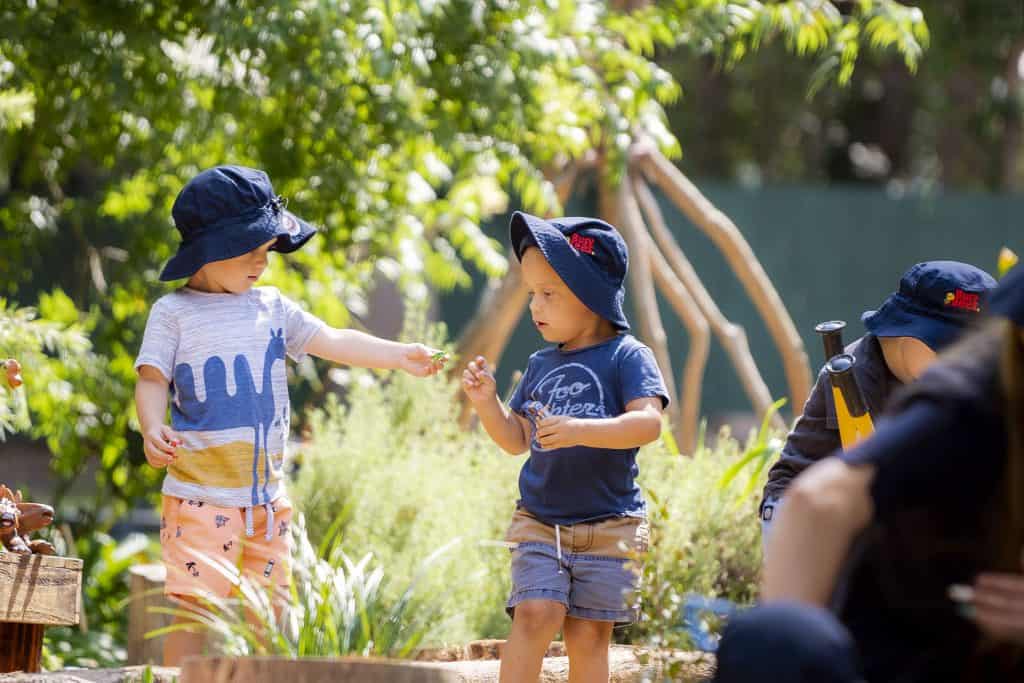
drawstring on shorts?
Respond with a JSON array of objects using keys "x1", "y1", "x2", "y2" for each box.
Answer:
[
  {"x1": 555, "y1": 524, "x2": 563, "y2": 574},
  {"x1": 264, "y1": 502, "x2": 274, "y2": 541},
  {"x1": 243, "y1": 502, "x2": 275, "y2": 540}
]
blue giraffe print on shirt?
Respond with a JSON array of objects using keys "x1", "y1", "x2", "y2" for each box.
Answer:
[{"x1": 172, "y1": 329, "x2": 286, "y2": 506}]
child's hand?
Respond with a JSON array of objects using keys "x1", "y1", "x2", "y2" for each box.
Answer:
[
  {"x1": 535, "y1": 414, "x2": 581, "y2": 450},
  {"x1": 143, "y1": 424, "x2": 182, "y2": 469},
  {"x1": 399, "y1": 343, "x2": 448, "y2": 377},
  {"x1": 461, "y1": 356, "x2": 497, "y2": 404}
]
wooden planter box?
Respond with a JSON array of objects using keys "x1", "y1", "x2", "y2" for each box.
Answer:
[
  {"x1": 181, "y1": 656, "x2": 462, "y2": 683},
  {"x1": 0, "y1": 554, "x2": 83, "y2": 673}
]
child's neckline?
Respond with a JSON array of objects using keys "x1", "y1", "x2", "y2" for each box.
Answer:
[
  {"x1": 181, "y1": 286, "x2": 254, "y2": 298},
  {"x1": 556, "y1": 334, "x2": 623, "y2": 355}
]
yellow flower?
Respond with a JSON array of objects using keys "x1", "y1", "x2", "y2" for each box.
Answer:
[{"x1": 998, "y1": 247, "x2": 1019, "y2": 279}]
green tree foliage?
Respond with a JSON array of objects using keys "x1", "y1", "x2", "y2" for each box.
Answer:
[
  {"x1": 0, "y1": 0, "x2": 925, "y2": 531},
  {"x1": 661, "y1": 1, "x2": 1024, "y2": 191}
]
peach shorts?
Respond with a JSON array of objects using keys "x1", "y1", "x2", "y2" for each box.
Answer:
[{"x1": 159, "y1": 494, "x2": 293, "y2": 599}]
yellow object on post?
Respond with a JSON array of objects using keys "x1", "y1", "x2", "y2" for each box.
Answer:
[{"x1": 826, "y1": 353, "x2": 875, "y2": 448}]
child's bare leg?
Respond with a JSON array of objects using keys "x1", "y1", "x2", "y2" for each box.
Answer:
[
  {"x1": 563, "y1": 616, "x2": 613, "y2": 683},
  {"x1": 163, "y1": 595, "x2": 206, "y2": 667},
  {"x1": 500, "y1": 599, "x2": 566, "y2": 683}
]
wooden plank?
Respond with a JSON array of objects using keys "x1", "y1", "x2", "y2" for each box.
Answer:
[
  {"x1": 181, "y1": 657, "x2": 462, "y2": 683},
  {"x1": 0, "y1": 554, "x2": 82, "y2": 626},
  {"x1": 126, "y1": 564, "x2": 172, "y2": 666}
]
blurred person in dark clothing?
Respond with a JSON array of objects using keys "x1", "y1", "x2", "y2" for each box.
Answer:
[{"x1": 716, "y1": 264, "x2": 1024, "y2": 682}]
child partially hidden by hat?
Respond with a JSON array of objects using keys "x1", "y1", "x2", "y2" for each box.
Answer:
[
  {"x1": 462, "y1": 212, "x2": 669, "y2": 682},
  {"x1": 134, "y1": 165, "x2": 447, "y2": 666}
]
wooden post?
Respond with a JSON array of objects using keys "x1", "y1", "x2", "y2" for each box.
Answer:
[
  {"x1": 127, "y1": 563, "x2": 173, "y2": 666},
  {"x1": 0, "y1": 553, "x2": 82, "y2": 673}
]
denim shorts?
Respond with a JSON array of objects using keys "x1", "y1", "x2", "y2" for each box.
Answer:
[{"x1": 504, "y1": 508, "x2": 648, "y2": 625}]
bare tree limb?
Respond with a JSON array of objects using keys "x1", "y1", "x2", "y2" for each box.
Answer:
[
  {"x1": 599, "y1": 172, "x2": 678, "y2": 406},
  {"x1": 633, "y1": 176, "x2": 782, "y2": 430},
  {"x1": 646, "y1": 237, "x2": 709, "y2": 454},
  {"x1": 632, "y1": 141, "x2": 811, "y2": 411}
]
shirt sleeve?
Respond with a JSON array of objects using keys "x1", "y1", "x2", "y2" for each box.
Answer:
[
  {"x1": 839, "y1": 399, "x2": 1005, "y2": 519},
  {"x1": 764, "y1": 367, "x2": 841, "y2": 502},
  {"x1": 280, "y1": 293, "x2": 326, "y2": 361},
  {"x1": 619, "y1": 344, "x2": 670, "y2": 409},
  {"x1": 134, "y1": 299, "x2": 178, "y2": 382}
]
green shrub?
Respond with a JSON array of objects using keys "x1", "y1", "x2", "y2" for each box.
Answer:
[
  {"x1": 292, "y1": 363, "x2": 522, "y2": 645},
  {"x1": 629, "y1": 419, "x2": 781, "y2": 653}
]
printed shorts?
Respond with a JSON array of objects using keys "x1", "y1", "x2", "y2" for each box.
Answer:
[
  {"x1": 160, "y1": 494, "x2": 293, "y2": 599},
  {"x1": 504, "y1": 507, "x2": 649, "y2": 625}
]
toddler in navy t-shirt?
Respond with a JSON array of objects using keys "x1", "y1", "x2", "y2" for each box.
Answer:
[{"x1": 462, "y1": 211, "x2": 668, "y2": 683}]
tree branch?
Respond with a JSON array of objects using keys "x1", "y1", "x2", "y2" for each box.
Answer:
[
  {"x1": 599, "y1": 172, "x2": 678, "y2": 406},
  {"x1": 633, "y1": 176, "x2": 782, "y2": 431},
  {"x1": 632, "y1": 141, "x2": 811, "y2": 412}
]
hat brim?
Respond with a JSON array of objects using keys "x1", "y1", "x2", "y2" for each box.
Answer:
[
  {"x1": 861, "y1": 295, "x2": 968, "y2": 351},
  {"x1": 160, "y1": 209, "x2": 316, "y2": 281},
  {"x1": 989, "y1": 264, "x2": 1024, "y2": 326},
  {"x1": 510, "y1": 211, "x2": 629, "y2": 331}
]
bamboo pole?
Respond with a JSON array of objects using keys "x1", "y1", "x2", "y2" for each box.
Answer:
[
  {"x1": 599, "y1": 174, "x2": 678, "y2": 406},
  {"x1": 633, "y1": 142, "x2": 811, "y2": 411},
  {"x1": 633, "y1": 176, "x2": 783, "y2": 429},
  {"x1": 647, "y1": 242, "x2": 708, "y2": 454}
]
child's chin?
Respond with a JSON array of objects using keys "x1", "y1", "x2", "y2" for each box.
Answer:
[{"x1": 538, "y1": 328, "x2": 561, "y2": 343}]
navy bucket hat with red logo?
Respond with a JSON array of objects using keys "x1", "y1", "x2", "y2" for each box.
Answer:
[
  {"x1": 509, "y1": 211, "x2": 629, "y2": 331},
  {"x1": 160, "y1": 165, "x2": 317, "y2": 281},
  {"x1": 861, "y1": 261, "x2": 998, "y2": 351}
]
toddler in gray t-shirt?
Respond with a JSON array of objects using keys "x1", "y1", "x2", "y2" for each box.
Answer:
[{"x1": 135, "y1": 165, "x2": 448, "y2": 667}]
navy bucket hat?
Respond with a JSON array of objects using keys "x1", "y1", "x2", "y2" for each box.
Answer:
[
  {"x1": 509, "y1": 211, "x2": 629, "y2": 331},
  {"x1": 861, "y1": 260, "x2": 998, "y2": 351},
  {"x1": 989, "y1": 263, "x2": 1024, "y2": 326},
  {"x1": 160, "y1": 165, "x2": 317, "y2": 281}
]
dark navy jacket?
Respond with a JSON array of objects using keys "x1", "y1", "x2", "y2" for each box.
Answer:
[{"x1": 761, "y1": 334, "x2": 901, "y2": 507}]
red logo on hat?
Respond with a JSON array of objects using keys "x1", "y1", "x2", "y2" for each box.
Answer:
[
  {"x1": 944, "y1": 289, "x2": 981, "y2": 312},
  {"x1": 569, "y1": 233, "x2": 595, "y2": 255}
]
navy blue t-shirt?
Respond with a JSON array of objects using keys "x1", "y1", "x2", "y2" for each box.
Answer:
[{"x1": 507, "y1": 334, "x2": 669, "y2": 526}]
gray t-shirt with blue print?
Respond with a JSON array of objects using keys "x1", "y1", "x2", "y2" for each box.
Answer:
[{"x1": 135, "y1": 286, "x2": 324, "y2": 509}]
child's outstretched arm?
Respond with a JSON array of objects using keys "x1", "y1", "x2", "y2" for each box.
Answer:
[
  {"x1": 135, "y1": 365, "x2": 182, "y2": 468},
  {"x1": 534, "y1": 398, "x2": 663, "y2": 451},
  {"x1": 462, "y1": 356, "x2": 530, "y2": 455},
  {"x1": 305, "y1": 327, "x2": 446, "y2": 377}
]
